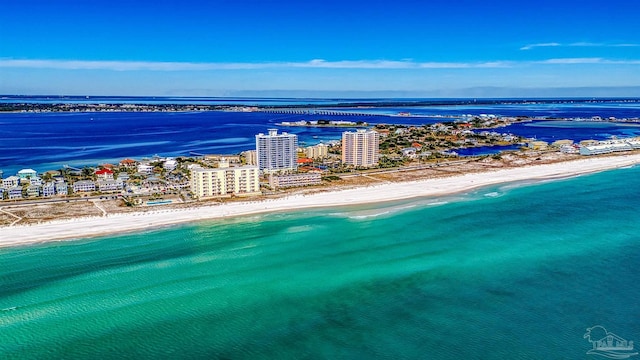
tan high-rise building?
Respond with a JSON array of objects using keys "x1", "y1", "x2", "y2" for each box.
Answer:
[
  {"x1": 341, "y1": 129, "x2": 379, "y2": 167},
  {"x1": 190, "y1": 159, "x2": 260, "y2": 199}
]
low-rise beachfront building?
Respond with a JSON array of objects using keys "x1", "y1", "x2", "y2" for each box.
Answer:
[
  {"x1": 42, "y1": 182, "x2": 56, "y2": 197},
  {"x1": 401, "y1": 147, "x2": 418, "y2": 158},
  {"x1": 164, "y1": 159, "x2": 177, "y2": 171},
  {"x1": 73, "y1": 180, "x2": 96, "y2": 193},
  {"x1": 8, "y1": 186, "x2": 23, "y2": 200},
  {"x1": 580, "y1": 144, "x2": 613, "y2": 156},
  {"x1": 29, "y1": 176, "x2": 43, "y2": 186},
  {"x1": 205, "y1": 154, "x2": 242, "y2": 164},
  {"x1": 580, "y1": 139, "x2": 600, "y2": 147},
  {"x1": 120, "y1": 158, "x2": 137, "y2": 168},
  {"x1": 560, "y1": 144, "x2": 579, "y2": 154},
  {"x1": 269, "y1": 173, "x2": 322, "y2": 189},
  {"x1": 527, "y1": 141, "x2": 549, "y2": 150},
  {"x1": 56, "y1": 181, "x2": 68, "y2": 196},
  {"x1": 18, "y1": 168, "x2": 37, "y2": 180},
  {"x1": 97, "y1": 179, "x2": 123, "y2": 192},
  {"x1": 190, "y1": 160, "x2": 260, "y2": 199},
  {"x1": 627, "y1": 140, "x2": 640, "y2": 149},
  {"x1": 3, "y1": 176, "x2": 20, "y2": 188},
  {"x1": 137, "y1": 164, "x2": 154, "y2": 176},
  {"x1": 579, "y1": 140, "x2": 635, "y2": 156},
  {"x1": 551, "y1": 139, "x2": 574, "y2": 148},
  {"x1": 26, "y1": 185, "x2": 41, "y2": 198}
]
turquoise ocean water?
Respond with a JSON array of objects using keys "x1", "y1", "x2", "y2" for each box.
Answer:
[{"x1": 2, "y1": 166, "x2": 640, "y2": 359}]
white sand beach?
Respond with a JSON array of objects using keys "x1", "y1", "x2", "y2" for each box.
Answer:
[{"x1": 2, "y1": 153, "x2": 640, "y2": 248}]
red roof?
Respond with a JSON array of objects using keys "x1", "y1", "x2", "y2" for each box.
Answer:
[
  {"x1": 95, "y1": 169, "x2": 114, "y2": 175},
  {"x1": 297, "y1": 158, "x2": 313, "y2": 164}
]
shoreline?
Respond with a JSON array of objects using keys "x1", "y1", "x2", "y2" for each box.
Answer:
[{"x1": 2, "y1": 153, "x2": 640, "y2": 248}]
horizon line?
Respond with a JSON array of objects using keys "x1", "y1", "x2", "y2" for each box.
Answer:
[{"x1": 2, "y1": 57, "x2": 640, "y2": 71}]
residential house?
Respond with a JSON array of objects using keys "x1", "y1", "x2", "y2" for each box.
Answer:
[
  {"x1": 2, "y1": 176, "x2": 20, "y2": 188},
  {"x1": 8, "y1": 186, "x2": 23, "y2": 200},
  {"x1": 527, "y1": 141, "x2": 549, "y2": 150},
  {"x1": 29, "y1": 176, "x2": 43, "y2": 186},
  {"x1": 119, "y1": 158, "x2": 137, "y2": 168},
  {"x1": 95, "y1": 168, "x2": 114, "y2": 180},
  {"x1": 73, "y1": 180, "x2": 96, "y2": 193},
  {"x1": 401, "y1": 147, "x2": 418, "y2": 158},
  {"x1": 164, "y1": 159, "x2": 177, "y2": 171},
  {"x1": 17, "y1": 168, "x2": 37, "y2": 180},
  {"x1": 97, "y1": 179, "x2": 123, "y2": 192},
  {"x1": 56, "y1": 181, "x2": 68, "y2": 195},
  {"x1": 26, "y1": 185, "x2": 41, "y2": 198},
  {"x1": 42, "y1": 182, "x2": 57, "y2": 197},
  {"x1": 137, "y1": 164, "x2": 154, "y2": 176}
]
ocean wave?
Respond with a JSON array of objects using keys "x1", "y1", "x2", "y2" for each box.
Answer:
[
  {"x1": 348, "y1": 211, "x2": 391, "y2": 220},
  {"x1": 426, "y1": 201, "x2": 449, "y2": 206}
]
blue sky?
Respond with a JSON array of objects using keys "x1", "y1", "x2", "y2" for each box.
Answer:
[{"x1": 1, "y1": 0, "x2": 640, "y2": 97}]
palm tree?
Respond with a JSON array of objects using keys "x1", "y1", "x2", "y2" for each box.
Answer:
[{"x1": 81, "y1": 167, "x2": 94, "y2": 180}]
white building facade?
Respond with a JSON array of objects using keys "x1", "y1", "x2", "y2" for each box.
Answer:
[{"x1": 256, "y1": 129, "x2": 298, "y2": 173}]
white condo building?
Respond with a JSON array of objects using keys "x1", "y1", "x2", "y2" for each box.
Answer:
[
  {"x1": 190, "y1": 160, "x2": 260, "y2": 199},
  {"x1": 342, "y1": 129, "x2": 380, "y2": 167},
  {"x1": 256, "y1": 129, "x2": 298, "y2": 173}
]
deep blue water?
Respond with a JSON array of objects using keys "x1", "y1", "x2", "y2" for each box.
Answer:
[{"x1": 456, "y1": 144, "x2": 522, "y2": 156}]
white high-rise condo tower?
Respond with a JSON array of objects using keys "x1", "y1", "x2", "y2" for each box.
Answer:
[{"x1": 256, "y1": 129, "x2": 298, "y2": 173}]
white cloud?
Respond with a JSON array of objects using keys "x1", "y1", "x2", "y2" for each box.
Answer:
[
  {"x1": 538, "y1": 58, "x2": 640, "y2": 65},
  {"x1": 521, "y1": 42, "x2": 640, "y2": 50},
  {"x1": 0, "y1": 57, "x2": 639, "y2": 72},
  {"x1": 0, "y1": 58, "x2": 517, "y2": 71},
  {"x1": 520, "y1": 43, "x2": 561, "y2": 51}
]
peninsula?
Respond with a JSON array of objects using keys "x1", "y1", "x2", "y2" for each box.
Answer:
[{"x1": 2, "y1": 152, "x2": 639, "y2": 248}]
